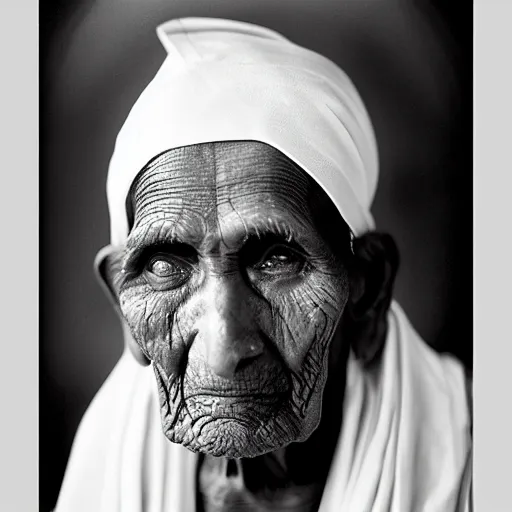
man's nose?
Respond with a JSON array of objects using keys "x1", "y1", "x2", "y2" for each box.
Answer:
[{"x1": 194, "y1": 276, "x2": 265, "y2": 380}]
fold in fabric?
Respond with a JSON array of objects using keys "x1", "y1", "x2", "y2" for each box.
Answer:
[{"x1": 55, "y1": 302, "x2": 472, "y2": 512}]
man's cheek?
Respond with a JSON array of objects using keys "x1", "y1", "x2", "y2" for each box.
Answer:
[
  {"x1": 268, "y1": 281, "x2": 344, "y2": 371},
  {"x1": 119, "y1": 288, "x2": 175, "y2": 359}
]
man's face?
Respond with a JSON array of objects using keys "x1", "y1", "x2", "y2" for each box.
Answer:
[{"x1": 116, "y1": 141, "x2": 350, "y2": 457}]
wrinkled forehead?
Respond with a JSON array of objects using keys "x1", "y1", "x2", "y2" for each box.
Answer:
[
  {"x1": 124, "y1": 141, "x2": 351, "y2": 253},
  {"x1": 128, "y1": 142, "x2": 316, "y2": 228}
]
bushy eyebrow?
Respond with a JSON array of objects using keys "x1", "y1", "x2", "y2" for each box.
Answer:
[{"x1": 121, "y1": 223, "x2": 184, "y2": 273}]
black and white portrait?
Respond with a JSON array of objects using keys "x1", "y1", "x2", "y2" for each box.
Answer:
[{"x1": 40, "y1": 2, "x2": 474, "y2": 511}]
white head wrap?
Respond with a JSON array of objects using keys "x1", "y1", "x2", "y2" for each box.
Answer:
[{"x1": 106, "y1": 17, "x2": 379, "y2": 246}]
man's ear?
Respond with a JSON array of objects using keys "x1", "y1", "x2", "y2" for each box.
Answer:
[
  {"x1": 94, "y1": 245, "x2": 150, "y2": 366},
  {"x1": 342, "y1": 232, "x2": 400, "y2": 366}
]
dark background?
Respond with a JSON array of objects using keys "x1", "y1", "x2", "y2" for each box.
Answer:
[{"x1": 40, "y1": 1, "x2": 472, "y2": 510}]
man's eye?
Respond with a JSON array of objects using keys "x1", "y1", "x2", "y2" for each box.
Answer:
[
  {"x1": 149, "y1": 259, "x2": 178, "y2": 277},
  {"x1": 145, "y1": 255, "x2": 191, "y2": 289},
  {"x1": 255, "y1": 245, "x2": 305, "y2": 275}
]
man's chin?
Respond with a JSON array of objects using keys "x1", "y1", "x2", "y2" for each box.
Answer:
[
  {"x1": 161, "y1": 399, "x2": 306, "y2": 458},
  {"x1": 167, "y1": 417, "x2": 291, "y2": 458},
  {"x1": 154, "y1": 367, "x2": 323, "y2": 457}
]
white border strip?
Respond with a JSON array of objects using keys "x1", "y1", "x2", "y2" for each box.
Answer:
[
  {"x1": 474, "y1": 1, "x2": 512, "y2": 510},
  {"x1": 0, "y1": 1, "x2": 39, "y2": 510}
]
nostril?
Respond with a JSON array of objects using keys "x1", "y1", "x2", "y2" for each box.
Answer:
[
  {"x1": 234, "y1": 352, "x2": 262, "y2": 374},
  {"x1": 226, "y1": 459, "x2": 238, "y2": 477}
]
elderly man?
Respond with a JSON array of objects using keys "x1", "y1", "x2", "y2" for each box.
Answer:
[{"x1": 55, "y1": 18, "x2": 472, "y2": 512}]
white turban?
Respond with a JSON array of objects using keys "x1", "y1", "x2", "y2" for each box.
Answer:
[{"x1": 106, "y1": 17, "x2": 379, "y2": 246}]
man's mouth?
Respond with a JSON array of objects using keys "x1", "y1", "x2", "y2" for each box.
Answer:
[{"x1": 183, "y1": 391, "x2": 288, "y2": 420}]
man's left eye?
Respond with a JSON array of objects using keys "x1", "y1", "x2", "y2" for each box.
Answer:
[{"x1": 255, "y1": 245, "x2": 305, "y2": 275}]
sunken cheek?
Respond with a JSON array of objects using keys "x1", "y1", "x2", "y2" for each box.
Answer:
[
  {"x1": 119, "y1": 282, "x2": 187, "y2": 361},
  {"x1": 262, "y1": 273, "x2": 346, "y2": 371},
  {"x1": 119, "y1": 267, "x2": 346, "y2": 378}
]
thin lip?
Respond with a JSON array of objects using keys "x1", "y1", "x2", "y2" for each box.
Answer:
[{"x1": 184, "y1": 390, "x2": 288, "y2": 401}]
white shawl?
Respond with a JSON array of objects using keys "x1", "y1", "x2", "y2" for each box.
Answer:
[{"x1": 55, "y1": 302, "x2": 472, "y2": 511}]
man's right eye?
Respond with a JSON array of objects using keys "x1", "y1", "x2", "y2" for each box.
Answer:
[
  {"x1": 145, "y1": 254, "x2": 192, "y2": 290},
  {"x1": 149, "y1": 258, "x2": 178, "y2": 277}
]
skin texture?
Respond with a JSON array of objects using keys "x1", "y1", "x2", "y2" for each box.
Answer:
[{"x1": 101, "y1": 141, "x2": 399, "y2": 511}]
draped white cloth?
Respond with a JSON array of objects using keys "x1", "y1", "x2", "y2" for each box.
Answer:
[{"x1": 55, "y1": 302, "x2": 472, "y2": 511}]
